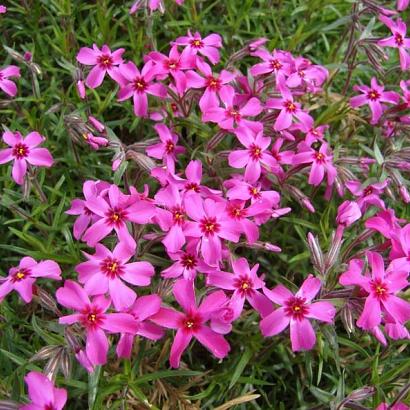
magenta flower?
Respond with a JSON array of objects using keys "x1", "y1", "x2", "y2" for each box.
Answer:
[
  {"x1": 207, "y1": 258, "x2": 272, "y2": 318},
  {"x1": 250, "y1": 49, "x2": 292, "y2": 83},
  {"x1": 0, "y1": 65, "x2": 20, "y2": 97},
  {"x1": 345, "y1": 179, "x2": 389, "y2": 211},
  {"x1": 21, "y1": 371, "x2": 67, "y2": 410},
  {"x1": 76, "y1": 44, "x2": 125, "y2": 89},
  {"x1": 186, "y1": 60, "x2": 235, "y2": 111},
  {"x1": 350, "y1": 77, "x2": 400, "y2": 124},
  {"x1": 228, "y1": 127, "x2": 276, "y2": 183},
  {"x1": 339, "y1": 252, "x2": 410, "y2": 330},
  {"x1": 266, "y1": 85, "x2": 313, "y2": 131},
  {"x1": 82, "y1": 184, "x2": 155, "y2": 248},
  {"x1": 378, "y1": 15, "x2": 410, "y2": 70},
  {"x1": 146, "y1": 124, "x2": 185, "y2": 174},
  {"x1": 184, "y1": 196, "x2": 241, "y2": 266},
  {"x1": 397, "y1": 0, "x2": 409, "y2": 10},
  {"x1": 76, "y1": 242, "x2": 154, "y2": 311},
  {"x1": 117, "y1": 61, "x2": 167, "y2": 117},
  {"x1": 260, "y1": 275, "x2": 336, "y2": 351},
  {"x1": 292, "y1": 142, "x2": 337, "y2": 186},
  {"x1": 336, "y1": 200, "x2": 362, "y2": 228},
  {"x1": 116, "y1": 294, "x2": 164, "y2": 358},
  {"x1": 0, "y1": 131, "x2": 54, "y2": 185},
  {"x1": 150, "y1": 279, "x2": 230, "y2": 368},
  {"x1": 377, "y1": 403, "x2": 409, "y2": 410},
  {"x1": 389, "y1": 224, "x2": 410, "y2": 271},
  {"x1": 0, "y1": 257, "x2": 61, "y2": 303},
  {"x1": 0, "y1": 5, "x2": 6, "y2": 13},
  {"x1": 173, "y1": 30, "x2": 222, "y2": 65},
  {"x1": 202, "y1": 86, "x2": 263, "y2": 130},
  {"x1": 56, "y1": 280, "x2": 139, "y2": 365},
  {"x1": 286, "y1": 56, "x2": 328, "y2": 92}
]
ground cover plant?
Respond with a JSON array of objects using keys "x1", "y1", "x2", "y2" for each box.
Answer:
[{"x1": 0, "y1": 0, "x2": 409, "y2": 409}]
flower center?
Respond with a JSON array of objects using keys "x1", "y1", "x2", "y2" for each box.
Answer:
[
  {"x1": 234, "y1": 275, "x2": 253, "y2": 296},
  {"x1": 199, "y1": 217, "x2": 220, "y2": 236},
  {"x1": 249, "y1": 144, "x2": 263, "y2": 160},
  {"x1": 172, "y1": 206, "x2": 185, "y2": 225},
  {"x1": 284, "y1": 296, "x2": 309, "y2": 320},
  {"x1": 12, "y1": 268, "x2": 29, "y2": 283},
  {"x1": 227, "y1": 108, "x2": 241, "y2": 122},
  {"x1": 370, "y1": 278, "x2": 389, "y2": 300},
  {"x1": 133, "y1": 77, "x2": 147, "y2": 92},
  {"x1": 181, "y1": 253, "x2": 197, "y2": 270},
  {"x1": 395, "y1": 33, "x2": 404, "y2": 46},
  {"x1": 270, "y1": 59, "x2": 282, "y2": 70},
  {"x1": 227, "y1": 204, "x2": 246, "y2": 220},
  {"x1": 97, "y1": 54, "x2": 113, "y2": 68},
  {"x1": 101, "y1": 257, "x2": 123, "y2": 279},
  {"x1": 284, "y1": 100, "x2": 297, "y2": 113},
  {"x1": 12, "y1": 143, "x2": 29, "y2": 159},
  {"x1": 206, "y1": 76, "x2": 221, "y2": 91},
  {"x1": 106, "y1": 208, "x2": 127, "y2": 226},
  {"x1": 181, "y1": 311, "x2": 202, "y2": 332},
  {"x1": 167, "y1": 59, "x2": 179, "y2": 70},
  {"x1": 314, "y1": 151, "x2": 325, "y2": 162},
  {"x1": 367, "y1": 90, "x2": 380, "y2": 101},
  {"x1": 44, "y1": 404, "x2": 57, "y2": 410},
  {"x1": 165, "y1": 140, "x2": 175, "y2": 154},
  {"x1": 363, "y1": 186, "x2": 373, "y2": 196},
  {"x1": 190, "y1": 39, "x2": 204, "y2": 49},
  {"x1": 185, "y1": 182, "x2": 200, "y2": 192},
  {"x1": 81, "y1": 306, "x2": 103, "y2": 329},
  {"x1": 248, "y1": 186, "x2": 261, "y2": 199}
]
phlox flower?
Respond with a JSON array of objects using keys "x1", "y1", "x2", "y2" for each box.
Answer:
[
  {"x1": 173, "y1": 30, "x2": 222, "y2": 65},
  {"x1": 76, "y1": 44, "x2": 125, "y2": 89},
  {"x1": 365, "y1": 208, "x2": 404, "y2": 239},
  {"x1": 82, "y1": 183, "x2": 156, "y2": 248},
  {"x1": 378, "y1": 15, "x2": 410, "y2": 70},
  {"x1": 210, "y1": 305, "x2": 235, "y2": 334},
  {"x1": 336, "y1": 200, "x2": 362, "y2": 228},
  {"x1": 397, "y1": 0, "x2": 409, "y2": 10},
  {"x1": 0, "y1": 5, "x2": 6, "y2": 13},
  {"x1": 339, "y1": 252, "x2": 410, "y2": 330},
  {"x1": 21, "y1": 371, "x2": 67, "y2": 410},
  {"x1": 292, "y1": 142, "x2": 337, "y2": 186},
  {"x1": 0, "y1": 131, "x2": 54, "y2": 185},
  {"x1": 0, "y1": 257, "x2": 61, "y2": 303},
  {"x1": 228, "y1": 127, "x2": 276, "y2": 183},
  {"x1": 250, "y1": 49, "x2": 292, "y2": 83},
  {"x1": 146, "y1": 124, "x2": 185, "y2": 174},
  {"x1": 260, "y1": 275, "x2": 336, "y2": 351},
  {"x1": 202, "y1": 85, "x2": 263, "y2": 130},
  {"x1": 207, "y1": 257, "x2": 272, "y2": 318},
  {"x1": 286, "y1": 56, "x2": 328, "y2": 92},
  {"x1": 76, "y1": 242, "x2": 155, "y2": 311},
  {"x1": 389, "y1": 224, "x2": 410, "y2": 271},
  {"x1": 345, "y1": 179, "x2": 389, "y2": 211},
  {"x1": 266, "y1": 85, "x2": 313, "y2": 131},
  {"x1": 377, "y1": 402, "x2": 409, "y2": 410},
  {"x1": 117, "y1": 61, "x2": 167, "y2": 117},
  {"x1": 116, "y1": 294, "x2": 164, "y2": 358},
  {"x1": 150, "y1": 279, "x2": 230, "y2": 368},
  {"x1": 185, "y1": 59, "x2": 235, "y2": 111},
  {"x1": 56, "y1": 280, "x2": 139, "y2": 365},
  {"x1": 0, "y1": 65, "x2": 20, "y2": 97},
  {"x1": 350, "y1": 77, "x2": 400, "y2": 124}
]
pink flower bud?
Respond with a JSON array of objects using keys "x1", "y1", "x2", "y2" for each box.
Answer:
[
  {"x1": 336, "y1": 200, "x2": 361, "y2": 227},
  {"x1": 76, "y1": 80, "x2": 86, "y2": 99}
]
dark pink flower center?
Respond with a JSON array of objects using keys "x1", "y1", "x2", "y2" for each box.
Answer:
[
  {"x1": 363, "y1": 186, "x2": 373, "y2": 196},
  {"x1": 11, "y1": 268, "x2": 29, "y2": 283},
  {"x1": 97, "y1": 54, "x2": 114, "y2": 69},
  {"x1": 106, "y1": 207, "x2": 127, "y2": 226},
  {"x1": 185, "y1": 182, "x2": 200, "y2": 192},
  {"x1": 206, "y1": 76, "x2": 221, "y2": 91},
  {"x1": 180, "y1": 253, "x2": 197, "y2": 270},
  {"x1": 298, "y1": 70, "x2": 305, "y2": 78},
  {"x1": 165, "y1": 140, "x2": 175, "y2": 154},
  {"x1": 249, "y1": 144, "x2": 263, "y2": 160},
  {"x1": 270, "y1": 59, "x2": 282, "y2": 70},
  {"x1": 80, "y1": 306, "x2": 104, "y2": 329},
  {"x1": 190, "y1": 38, "x2": 204, "y2": 49},
  {"x1": 233, "y1": 274, "x2": 254, "y2": 296},
  {"x1": 395, "y1": 33, "x2": 404, "y2": 47},
  {"x1": 227, "y1": 204, "x2": 247, "y2": 220},
  {"x1": 199, "y1": 216, "x2": 220, "y2": 236},
  {"x1": 314, "y1": 151, "x2": 325, "y2": 162},
  {"x1": 227, "y1": 107, "x2": 241, "y2": 122},
  {"x1": 283, "y1": 100, "x2": 297, "y2": 113},
  {"x1": 44, "y1": 404, "x2": 57, "y2": 410},
  {"x1": 166, "y1": 59, "x2": 180, "y2": 70},
  {"x1": 370, "y1": 278, "x2": 389, "y2": 300},
  {"x1": 367, "y1": 89, "x2": 380, "y2": 101},
  {"x1": 101, "y1": 257, "x2": 123, "y2": 279},
  {"x1": 248, "y1": 186, "x2": 261, "y2": 199},
  {"x1": 181, "y1": 311, "x2": 202, "y2": 332},
  {"x1": 172, "y1": 206, "x2": 185, "y2": 225},
  {"x1": 133, "y1": 77, "x2": 147, "y2": 93},
  {"x1": 12, "y1": 143, "x2": 29, "y2": 159},
  {"x1": 284, "y1": 296, "x2": 309, "y2": 320}
]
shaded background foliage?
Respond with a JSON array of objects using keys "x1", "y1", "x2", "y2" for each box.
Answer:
[{"x1": 0, "y1": 0, "x2": 409, "y2": 409}]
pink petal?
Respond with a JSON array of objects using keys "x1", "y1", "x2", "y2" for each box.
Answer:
[
  {"x1": 150, "y1": 307, "x2": 184, "y2": 329},
  {"x1": 297, "y1": 274, "x2": 321, "y2": 302},
  {"x1": 77, "y1": 47, "x2": 98, "y2": 65},
  {"x1": 198, "y1": 290, "x2": 228, "y2": 320},
  {"x1": 56, "y1": 280, "x2": 90, "y2": 310},
  {"x1": 82, "y1": 219, "x2": 112, "y2": 247},
  {"x1": 12, "y1": 159, "x2": 27, "y2": 185},
  {"x1": 102, "y1": 312, "x2": 139, "y2": 333},
  {"x1": 14, "y1": 278, "x2": 35, "y2": 302},
  {"x1": 170, "y1": 329, "x2": 192, "y2": 368},
  {"x1": 173, "y1": 279, "x2": 196, "y2": 312},
  {"x1": 25, "y1": 371, "x2": 55, "y2": 406},
  {"x1": 207, "y1": 271, "x2": 235, "y2": 290},
  {"x1": 23, "y1": 132, "x2": 43, "y2": 148},
  {"x1": 259, "y1": 307, "x2": 290, "y2": 336},
  {"x1": 26, "y1": 148, "x2": 53, "y2": 167},
  {"x1": 116, "y1": 334, "x2": 134, "y2": 358},
  {"x1": 305, "y1": 301, "x2": 335, "y2": 323},
  {"x1": 133, "y1": 92, "x2": 148, "y2": 117},
  {"x1": 274, "y1": 110, "x2": 293, "y2": 131},
  {"x1": 30, "y1": 260, "x2": 61, "y2": 279},
  {"x1": 195, "y1": 326, "x2": 230, "y2": 358},
  {"x1": 0, "y1": 148, "x2": 13, "y2": 164},
  {"x1": 290, "y1": 318, "x2": 316, "y2": 351},
  {"x1": 131, "y1": 294, "x2": 162, "y2": 321},
  {"x1": 0, "y1": 79, "x2": 17, "y2": 97},
  {"x1": 85, "y1": 65, "x2": 106, "y2": 89},
  {"x1": 382, "y1": 295, "x2": 410, "y2": 324},
  {"x1": 263, "y1": 284, "x2": 293, "y2": 305},
  {"x1": 122, "y1": 261, "x2": 154, "y2": 286},
  {"x1": 108, "y1": 278, "x2": 136, "y2": 311},
  {"x1": 356, "y1": 295, "x2": 381, "y2": 329},
  {"x1": 86, "y1": 328, "x2": 109, "y2": 365}
]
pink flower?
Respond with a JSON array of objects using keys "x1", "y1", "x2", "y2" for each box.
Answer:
[
  {"x1": 286, "y1": 56, "x2": 328, "y2": 92},
  {"x1": 350, "y1": 77, "x2": 400, "y2": 124},
  {"x1": 117, "y1": 61, "x2": 167, "y2": 117},
  {"x1": 250, "y1": 49, "x2": 292, "y2": 82},
  {"x1": 378, "y1": 15, "x2": 410, "y2": 70},
  {"x1": 0, "y1": 65, "x2": 20, "y2": 96},
  {"x1": 130, "y1": 0, "x2": 184, "y2": 14},
  {"x1": 0, "y1": 131, "x2": 53, "y2": 185},
  {"x1": 266, "y1": 85, "x2": 313, "y2": 131},
  {"x1": 389, "y1": 224, "x2": 410, "y2": 271},
  {"x1": 183, "y1": 196, "x2": 241, "y2": 265},
  {"x1": 0, "y1": 257, "x2": 61, "y2": 303},
  {"x1": 76, "y1": 44, "x2": 125, "y2": 89},
  {"x1": 0, "y1": 5, "x2": 6, "y2": 13},
  {"x1": 377, "y1": 403, "x2": 409, "y2": 410},
  {"x1": 397, "y1": 0, "x2": 409, "y2": 10},
  {"x1": 82, "y1": 184, "x2": 156, "y2": 248},
  {"x1": 292, "y1": 142, "x2": 337, "y2": 186},
  {"x1": 76, "y1": 242, "x2": 155, "y2": 311},
  {"x1": 336, "y1": 200, "x2": 362, "y2": 228},
  {"x1": 228, "y1": 127, "x2": 276, "y2": 183},
  {"x1": 207, "y1": 258, "x2": 271, "y2": 318},
  {"x1": 186, "y1": 60, "x2": 235, "y2": 111},
  {"x1": 21, "y1": 371, "x2": 67, "y2": 410},
  {"x1": 339, "y1": 252, "x2": 410, "y2": 330},
  {"x1": 116, "y1": 294, "x2": 164, "y2": 359},
  {"x1": 56, "y1": 280, "x2": 139, "y2": 365},
  {"x1": 345, "y1": 179, "x2": 389, "y2": 211},
  {"x1": 150, "y1": 279, "x2": 230, "y2": 368},
  {"x1": 202, "y1": 86, "x2": 263, "y2": 130},
  {"x1": 173, "y1": 31, "x2": 222, "y2": 65},
  {"x1": 76, "y1": 80, "x2": 86, "y2": 99},
  {"x1": 260, "y1": 275, "x2": 336, "y2": 351},
  {"x1": 146, "y1": 124, "x2": 185, "y2": 173}
]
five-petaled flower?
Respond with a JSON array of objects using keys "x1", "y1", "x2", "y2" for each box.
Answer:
[{"x1": 0, "y1": 65, "x2": 20, "y2": 97}]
